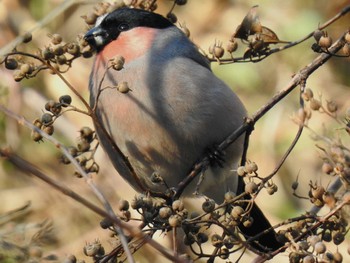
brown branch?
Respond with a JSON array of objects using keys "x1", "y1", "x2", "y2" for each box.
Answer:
[
  {"x1": 254, "y1": 194, "x2": 350, "y2": 263},
  {"x1": 0, "y1": 148, "x2": 188, "y2": 263},
  {"x1": 175, "y1": 29, "x2": 346, "y2": 199},
  {"x1": 215, "y1": 4, "x2": 350, "y2": 64}
]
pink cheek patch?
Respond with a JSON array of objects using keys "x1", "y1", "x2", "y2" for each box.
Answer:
[{"x1": 97, "y1": 27, "x2": 156, "y2": 63}]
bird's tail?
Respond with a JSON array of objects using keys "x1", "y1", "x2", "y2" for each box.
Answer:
[{"x1": 238, "y1": 200, "x2": 284, "y2": 253}]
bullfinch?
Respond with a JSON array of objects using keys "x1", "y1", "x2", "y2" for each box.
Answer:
[{"x1": 84, "y1": 7, "x2": 282, "y2": 253}]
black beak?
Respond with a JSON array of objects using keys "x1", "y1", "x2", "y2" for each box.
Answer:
[{"x1": 84, "y1": 27, "x2": 109, "y2": 50}]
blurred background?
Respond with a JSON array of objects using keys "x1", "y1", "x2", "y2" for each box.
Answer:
[{"x1": 0, "y1": 0, "x2": 349, "y2": 262}]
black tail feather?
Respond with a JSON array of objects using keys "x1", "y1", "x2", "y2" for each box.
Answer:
[{"x1": 238, "y1": 201, "x2": 284, "y2": 252}]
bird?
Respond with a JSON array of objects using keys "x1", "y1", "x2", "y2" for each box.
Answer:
[{"x1": 84, "y1": 7, "x2": 282, "y2": 253}]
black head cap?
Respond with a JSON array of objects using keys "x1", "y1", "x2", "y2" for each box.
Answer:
[{"x1": 84, "y1": 8, "x2": 174, "y2": 51}]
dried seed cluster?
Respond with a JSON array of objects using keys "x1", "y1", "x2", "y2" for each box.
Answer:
[
  {"x1": 60, "y1": 126, "x2": 99, "y2": 177},
  {"x1": 31, "y1": 95, "x2": 72, "y2": 142}
]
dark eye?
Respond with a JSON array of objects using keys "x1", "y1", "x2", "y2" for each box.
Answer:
[{"x1": 118, "y1": 23, "x2": 129, "y2": 31}]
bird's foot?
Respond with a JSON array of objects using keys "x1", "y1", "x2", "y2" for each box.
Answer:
[{"x1": 205, "y1": 144, "x2": 225, "y2": 168}]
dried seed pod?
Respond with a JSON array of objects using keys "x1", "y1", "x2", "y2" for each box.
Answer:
[
  {"x1": 118, "y1": 199, "x2": 129, "y2": 211},
  {"x1": 166, "y1": 12, "x2": 177, "y2": 23},
  {"x1": 326, "y1": 100, "x2": 338, "y2": 113},
  {"x1": 169, "y1": 214, "x2": 182, "y2": 227},
  {"x1": 42, "y1": 47, "x2": 54, "y2": 60},
  {"x1": 63, "y1": 254, "x2": 77, "y2": 263},
  {"x1": 303, "y1": 255, "x2": 315, "y2": 263},
  {"x1": 13, "y1": 70, "x2": 24, "y2": 81},
  {"x1": 42, "y1": 125, "x2": 54, "y2": 135},
  {"x1": 20, "y1": 63, "x2": 32, "y2": 75},
  {"x1": 59, "y1": 95, "x2": 72, "y2": 106},
  {"x1": 311, "y1": 186, "x2": 325, "y2": 200},
  {"x1": 242, "y1": 216, "x2": 254, "y2": 227},
  {"x1": 81, "y1": 12, "x2": 98, "y2": 25},
  {"x1": 117, "y1": 82, "x2": 130, "y2": 93},
  {"x1": 245, "y1": 162, "x2": 258, "y2": 173},
  {"x1": 28, "y1": 246, "x2": 43, "y2": 258},
  {"x1": 266, "y1": 183, "x2": 278, "y2": 195},
  {"x1": 51, "y1": 34, "x2": 63, "y2": 45},
  {"x1": 89, "y1": 163, "x2": 99, "y2": 173},
  {"x1": 31, "y1": 130, "x2": 43, "y2": 142},
  {"x1": 224, "y1": 236, "x2": 236, "y2": 249},
  {"x1": 333, "y1": 251, "x2": 343, "y2": 263},
  {"x1": 77, "y1": 139, "x2": 90, "y2": 152},
  {"x1": 68, "y1": 146, "x2": 78, "y2": 157},
  {"x1": 211, "y1": 234, "x2": 223, "y2": 248},
  {"x1": 33, "y1": 119, "x2": 42, "y2": 128},
  {"x1": 172, "y1": 200, "x2": 184, "y2": 211},
  {"x1": 224, "y1": 191, "x2": 236, "y2": 202},
  {"x1": 231, "y1": 206, "x2": 244, "y2": 219},
  {"x1": 291, "y1": 181, "x2": 299, "y2": 190},
  {"x1": 237, "y1": 166, "x2": 246, "y2": 176},
  {"x1": 213, "y1": 44, "x2": 225, "y2": 59},
  {"x1": 318, "y1": 35, "x2": 333, "y2": 49},
  {"x1": 226, "y1": 40, "x2": 238, "y2": 53},
  {"x1": 41, "y1": 113, "x2": 53, "y2": 125},
  {"x1": 197, "y1": 232, "x2": 208, "y2": 244},
  {"x1": 322, "y1": 230, "x2": 332, "y2": 242},
  {"x1": 183, "y1": 233, "x2": 195, "y2": 245},
  {"x1": 202, "y1": 199, "x2": 215, "y2": 213},
  {"x1": 5, "y1": 58, "x2": 18, "y2": 70},
  {"x1": 111, "y1": 55, "x2": 125, "y2": 70},
  {"x1": 302, "y1": 88, "x2": 314, "y2": 101},
  {"x1": 52, "y1": 44, "x2": 64, "y2": 56},
  {"x1": 309, "y1": 98, "x2": 322, "y2": 111},
  {"x1": 298, "y1": 240, "x2": 309, "y2": 250},
  {"x1": 245, "y1": 181, "x2": 258, "y2": 194},
  {"x1": 83, "y1": 240, "x2": 104, "y2": 257},
  {"x1": 67, "y1": 43, "x2": 81, "y2": 56},
  {"x1": 76, "y1": 156, "x2": 87, "y2": 166},
  {"x1": 22, "y1": 32, "x2": 32, "y2": 43},
  {"x1": 333, "y1": 232, "x2": 345, "y2": 245},
  {"x1": 219, "y1": 248, "x2": 229, "y2": 259},
  {"x1": 307, "y1": 235, "x2": 321, "y2": 247},
  {"x1": 345, "y1": 31, "x2": 350, "y2": 43},
  {"x1": 314, "y1": 241, "x2": 326, "y2": 254},
  {"x1": 322, "y1": 162, "x2": 333, "y2": 174},
  {"x1": 50, "y1": 103, "x2": 62, "y2": 115},
  {"x1": 313, "y1": 29, "x2": 324, "y2": 42},
  {"x1": 130, "y1": 196, "x2": 143, "y2": 209},
  {"x1": 56, "y1": 54, "x2": 67, "y2": 65},
  {"x1": 342, "y1": 43, "x2": 350, "y2": 56},
  {"x1": 323, "y1": 191, "x2": 336, "y2": 208},
  {"x1": 175, "y1": 0, "x2": 187, "y2": 5},
  {"x1": 45, "y1": 100, "x2": 56, "y2": 111},
  {"x1": 159, "y1": 207, "x2": 172, "y2": 219},
  {"x1": 82, "y1": 47, "x2": 93, "y2": 58},
  {"x1": 80, "y1": 127, "x2": 94, "y2": 142}
]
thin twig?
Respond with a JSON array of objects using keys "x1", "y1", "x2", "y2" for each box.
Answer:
[
  {"x1": 254, "y1": 194, "x2": 350, "y2": 263},
  {"x1": 0, "y1": 0, "x2": 95, "y2": 55},
  {"x1": 215, "y1": 5, "x2": 350, "y2": 64},
  {"x1": 0, "y1": 104, "x2": 136, "y2": 263},
  {"x1": 175, "y1": 30, "x2": 346, "y2": 199},
  {"x1": 0, "y1": 148, "x2": 187, "y2": 263}
]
